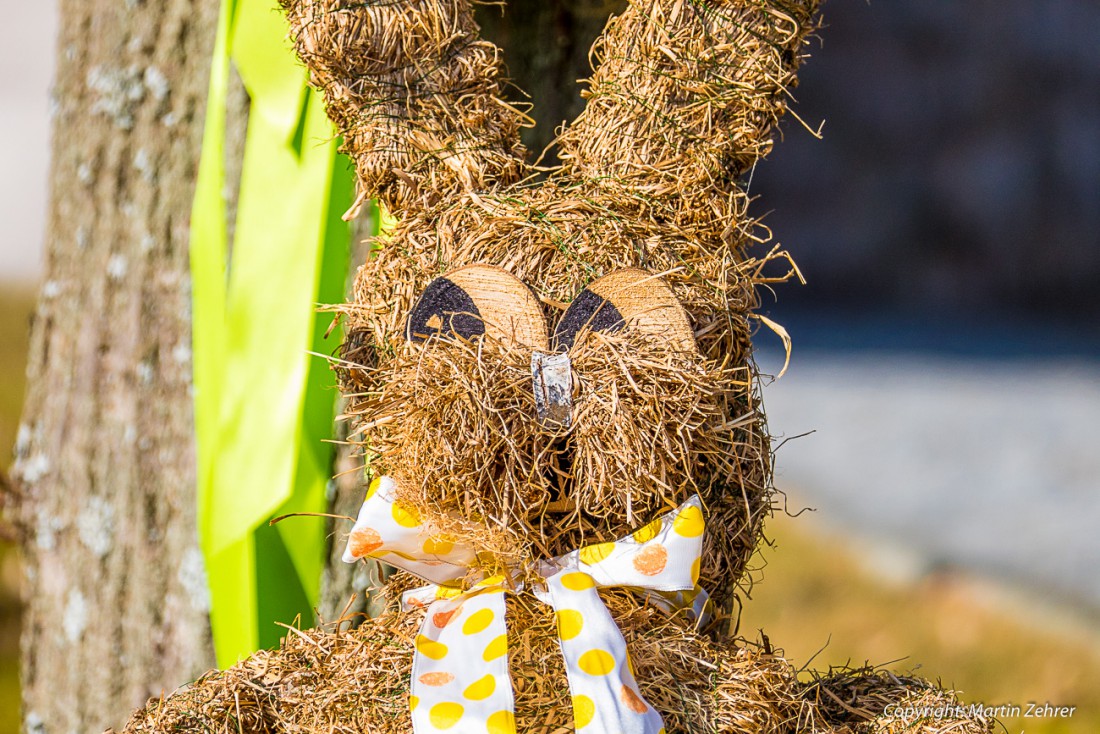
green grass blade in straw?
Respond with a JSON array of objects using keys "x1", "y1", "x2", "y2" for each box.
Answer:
[{"x1": 191, "y1": 0, "x2": 352, "y2": 667}]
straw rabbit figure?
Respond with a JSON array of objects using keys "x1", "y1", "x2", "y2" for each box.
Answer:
[{"x1": 120, "y1": 1, "x2": 993, "y2": 732}]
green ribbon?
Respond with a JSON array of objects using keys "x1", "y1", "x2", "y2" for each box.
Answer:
[{"x1": 190, "y1": 0, "x2": 354, "y2": 667}]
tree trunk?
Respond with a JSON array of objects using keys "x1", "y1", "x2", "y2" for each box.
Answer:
[{"x1": 13, "y1": 2, "x2": 225, "y2": 731}]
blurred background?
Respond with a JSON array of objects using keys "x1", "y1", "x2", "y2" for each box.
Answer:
[{"x1": 2, "y1": 1, "x2": 1099, "y2": 733}]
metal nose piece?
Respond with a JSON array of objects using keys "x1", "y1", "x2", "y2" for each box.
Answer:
[{"x1": 531, "y1": 351, "x2": 573, "y2": 429}]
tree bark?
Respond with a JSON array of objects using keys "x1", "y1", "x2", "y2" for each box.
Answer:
[{"x1": 13, "y1": 2, "x2": 224, "y2": 731}]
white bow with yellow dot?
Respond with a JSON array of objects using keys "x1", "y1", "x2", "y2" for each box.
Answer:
[{"x1": 343, "y1": 477, "x2": 708, "y2": 734}]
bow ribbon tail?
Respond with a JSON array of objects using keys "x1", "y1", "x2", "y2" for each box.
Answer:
[
  {"x1": 543, "y1": 571, "x2": 665, "y2": 734},
  {"x1": 409, "y1": 584, "x2": 517, "y2": 734}
]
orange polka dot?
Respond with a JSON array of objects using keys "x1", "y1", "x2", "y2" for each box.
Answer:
[
  {"x1": 620, "y1": 684, "x2": 648, "y2": 714},
  {"x1": 632, "y1": 543, "x2": 668, "y2": 576},
  {"x1": 432, "y1": 609, "x2": 459, "y2": 628},
  {"x1": 417, "y1": 671, "x2": 455, "y2": 686},
  {"x1": 347, "y1": 527, "x2": 383, "y2": 557}
]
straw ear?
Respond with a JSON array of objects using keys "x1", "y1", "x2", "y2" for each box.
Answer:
[
  {"x1": 280, "y1": 0, "x2": 531, "y2": 217},
  {"x1": 555, "y1": 0, "x2": 820, "y2": 203}
]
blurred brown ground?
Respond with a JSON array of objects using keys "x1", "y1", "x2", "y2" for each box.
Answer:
[{"x1": 1, "y1": 286, "x2": 35, "y2": 734}]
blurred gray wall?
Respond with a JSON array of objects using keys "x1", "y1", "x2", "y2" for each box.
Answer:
[{"x1": 752, "y1": 1, "x2": 1100, "y2": 321}]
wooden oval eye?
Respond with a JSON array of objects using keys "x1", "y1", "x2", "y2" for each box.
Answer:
[
  {"x1": 553, "y1": 268, "x2": 697, "y2": 353},
  {"x1": 405, "y1": 264, "x2": 550, "y2": 350}
]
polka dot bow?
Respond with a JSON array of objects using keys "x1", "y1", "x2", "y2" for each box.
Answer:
[{"x1": 343, "y1": 476, "x2": 709, "y2": 734}]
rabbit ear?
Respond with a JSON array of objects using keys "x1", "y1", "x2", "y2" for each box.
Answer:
[
  {"x1": 281, "y1": 0, "x2": 532, "y2": 217},
  {"x1": 555, "y1": 0, "x2": 820, "y2": 204}
]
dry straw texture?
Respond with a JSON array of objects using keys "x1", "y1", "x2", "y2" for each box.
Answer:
[
  {"x1": 299, "y1": 0, "x2": 820, "y2": 617},
  {"x1": 346, "y1": 327, "x2": 768, "y2": 607},
  {"x1": 118, "y1": 0, "x2": 1001, "y2": 731},
  {"x1": 279, "y1": 0, "x2": 530, "y2": 214},
  {"x1": 118, "y1": 577, "x2": 991, "y2": 733}
]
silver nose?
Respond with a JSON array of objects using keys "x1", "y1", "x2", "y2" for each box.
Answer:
[{"x1": 531, "y1": 351, "x2": 573, "y2": 429}]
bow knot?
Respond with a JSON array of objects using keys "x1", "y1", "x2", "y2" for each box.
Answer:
[{"x1": 344, "y1": 476, "x2": 708, "y2": 734}]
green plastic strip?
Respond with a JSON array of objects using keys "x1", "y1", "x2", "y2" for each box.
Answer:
[{"x1": 191, "y1": 0, "x2": 353, "y2": 668}]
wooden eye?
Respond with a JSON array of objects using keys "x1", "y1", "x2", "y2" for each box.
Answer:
[
  {"x1": 552, "y1": 268, "x2": 697, "y2": 353},
  {"x1": 405, "y1": 264, "x2": 550, "y2": 350}
]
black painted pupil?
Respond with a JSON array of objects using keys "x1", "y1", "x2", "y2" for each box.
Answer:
[
  {"x1": 552, "y1": 289, "x2": 625, "y2": 351},
  {"x1": 405, "y1": 278, "x2": 486, "y2": 343}
]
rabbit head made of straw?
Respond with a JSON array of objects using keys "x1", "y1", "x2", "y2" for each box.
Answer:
[{"x1": 281, "y1": 0, "x2": 822, "y2": 617}]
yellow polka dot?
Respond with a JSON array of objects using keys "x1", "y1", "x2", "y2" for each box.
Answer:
[
  {"x1": 409, "y1": 695, "x2": 420, "y2": 711},
  {"x1": 387, "y1": 550, "x2": 418, "y2": 562},
  {"x1": 673, "y1": 504, "x2": 704, "y2": 538},
  {"x1": 559, "y1": 572, "x2": 596, "y2": 591},
  {"x1": 392, "y1": 500, "x2": 421, "y2": 528},
  {"x1": 555, "y1": 609, "x2": 584, "y2": 641},
  {"x1": 627, "y1": 653, "x2": 636, "y2": 677},
  {"x1": 477, "y1": 574, "x2": 506, "y2": 589},
  {"x1": 463, "y1": 608, "x2": 495, "y2": 635},
  {"x1": 415, "y1": 635, "x2": 448, "y2": 660},
  {"x1": 572, "y1": 694, "x2": 596, "y2": 729},
  {"x1": 428, "y1": 702, "x2": 464, "y2": 730},
  {"x1": 578, "y1": 542, "x2": 615, "y2": 566},
  {"x1": 483, "y1": 634, "x2": 508, "y2": 661},
  {"x1": 423, "y1": 535, "x2": 455, "y2": 555},
  {"x1": 435, "y1": 586, "x2": 463, "y2": 599},
  {"x1": 463, "y1": 674, "x2": 496, "y2": 701},
  {"x1": 366, "y1": 476, "x2": 382, "y2": 499},
  {"x1": 690, "y1": 556, "x2": 701, "y2": 584},
  {"x1": 577, "y1": 649, "x2": 616, "y2": 676},
  {"x1": 486, "y1": 709, "x2": 516, "y2": 734},
  {"x1": 632, "y1": 518, "x2": 662, "y2": 544}
]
